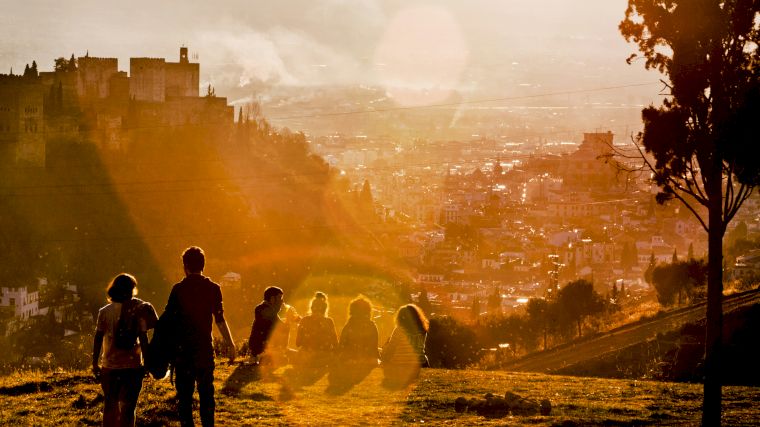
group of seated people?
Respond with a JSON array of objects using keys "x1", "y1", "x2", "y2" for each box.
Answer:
[{"x1": 247, "y1": 287, "x2": 429, "y2": 386}]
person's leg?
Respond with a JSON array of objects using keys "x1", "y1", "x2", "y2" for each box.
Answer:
[
  {"x1": 197, "y1": 365, "x2": 216, "y2": 427},
  {"x1": 119, "y1": 367, "x2": 144, "y2": 427},
  {"x1": 174, "y1": 365, "x2": 196, "y2": 427},
  {"x1": 100, "y1": 368, "x2": 120, "y2": 427}
]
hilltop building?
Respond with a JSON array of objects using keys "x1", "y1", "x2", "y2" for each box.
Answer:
[
  {"x1": 559, "y1": 131, "x2": 619, "y2": 190},
  {"x1": 0, "y1": 74, "x2": 45, "y2": 165},
  {"x1": 0, "y1": 47, "x2": 233, "y2": 166}
]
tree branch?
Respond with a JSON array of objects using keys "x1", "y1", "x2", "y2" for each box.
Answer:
[
  {"x1": 671, "y1": 178, "x2": 708, "y2": 205},
  {"x1": 725, "y1": 184, "x2": 753, "y2": 226},
  {"x1": 687, "y1": 156, "x2": 707, "y2": 201},
  {"x1": 724, "y1": 166, "x2": 734, "y2": 220},
  {"x1": 667, "y1": 187, "x2": 709, "y2": 232}
]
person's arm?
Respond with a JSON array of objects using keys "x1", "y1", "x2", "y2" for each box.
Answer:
[
  {"x1": 295, "y1": 321, "x2": 305, "y2": 349},
  {"x1": 92, "y1": 309, "x2": 106, "y2": 378},
  {"x1": 213, "y1": 286, "x2": 235, "y2": 362},
  {"x1": 138, "y1": 331, "x2": 150, "y2": 370},
  {"x1": 372, "y1": 324, "x2": 380, "y2": 360},
  {"x1": 138, "y1": 303, "x2": 157, "y2": 370},
  {"x1": 328, "y1": 318, "x2": 338, "y2": 350},
  {"x1": 92, "y1": 331, "x2": 104, "y2": 379},
  {"x1": 381, "y1": 328, "x2": 398, "y2": 363},
  {"x1": 215, "y1": 319, "x2": 235, "y2": 362}
]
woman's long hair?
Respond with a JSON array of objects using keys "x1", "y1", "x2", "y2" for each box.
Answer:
[{"x1": 395, "y1": 304, "x2": 429, "y2": 335}]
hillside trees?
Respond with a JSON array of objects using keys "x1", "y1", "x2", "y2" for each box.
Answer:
[
  {"x1": 526, "y1": 298, "x2": 556, "y2": 350},
  {"x1": 651, "y1": 260, "x2": 708, "y2": 307},
  {"x1": 620, "y1": 242, "x2": 639, "y2": 272},
  {"x1": 470, "y1": 296, "x2": 481, "y2": 320},
  {"x1": 486, "y1": 289, "x2": 502, "y2": 315},
  {"x1": 426, "y1": 316, "x2": 481, "y2": 368},
  {"x1": 0, "y1": 99, "x2": 394, "y2": 339},
  {"x1": 620, "y1": 1, "x2": 759, "y2": 423},
  {"x1": 478, "y1": 314, "x2": 537, "y2": 356},
  {"x1": 652, "y1": 264, "x2": 680, "y2": 306},
  {"x1": 643, "y1": 252, "x2": 656, "y2": 284},
  {"x1": 556, "y1": 279, "x2": 605, "y2": 338}
]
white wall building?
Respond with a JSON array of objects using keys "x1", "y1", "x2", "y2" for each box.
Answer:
[{"x1": 0, "y1": 286, "x2": 40, "y2": 320}]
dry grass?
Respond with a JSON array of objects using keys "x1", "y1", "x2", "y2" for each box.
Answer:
[
  {"x1": 1, "y1": 362, "x2": 759, "y2": 426},
  {"x1": 604, "y1": 298, "x2": 664, "y2": 332}
]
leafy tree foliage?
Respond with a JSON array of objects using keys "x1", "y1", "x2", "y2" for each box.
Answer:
[
  {"x1": 477, "y1": 314, "x2": 537, "y2": 356},
  {"x1": 556, "y1": 279, "x2": 605, "y2": 338},
  {"x1": 621, "y1": 2, "x2": 759, "y2": 421},
  {"x1": 9, "y1": 312, "x2": 63, "y2": 360},
  {"x1": 426, "y1": 316, "x2": 481, "y2": 369},
  {"x1": 620, "y1": 242, "x2": 638, "y2": 272},
  {"x1": 470, "y1": 296, "x2": 481, "y2": 320},
  {"x1": 486, "y1": 288, "x2": 502, "y2": 315},
  {"x1": 652, "y1": 264, "x2": 680, "y2": 306},
  {"x1": 644, "y1": 252, "x2": 656, "y2": 284},
  {"x1": 526, "y1": 297, "x2": 556, "y2": 350}
]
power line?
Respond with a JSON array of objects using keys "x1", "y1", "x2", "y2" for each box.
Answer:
[
  {"x1": 0, "y1": 123, "x2": 644, "y2": 195},
  {"x1": 267, "y1": 82, "x2": 659, "y2": 120},
  {"x1": 0, "y1": 81, "x2": 657, "y2": 137},
  {"x1": 26, "y1": 192, "x2": 647, "y2": 245}
]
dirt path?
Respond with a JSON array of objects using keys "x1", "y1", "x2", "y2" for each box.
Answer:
[{"x1": 503, "y1": 289, "x2": 760, "y2": 373}]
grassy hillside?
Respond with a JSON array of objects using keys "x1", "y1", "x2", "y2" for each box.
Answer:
[{"x1": 1, "y1": 363, "x2": 759, "y2": 426}]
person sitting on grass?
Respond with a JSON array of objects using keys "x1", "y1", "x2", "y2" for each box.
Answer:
[
  {"x1": 337, "y1": 295, "x2": 380, "y2": 366},
  {"x1": 248, "y1": 286, "x2": 299, "y2": 368},
  {"x1": 327, "y1": 295, "x2": 380, "y2": 393},
  {"x1": 381, "y1": 304, "x2": 429, "y2": 387},
  {"x1": 295, "y1": 291, "x2": 338, "y2": 368},
  {"x1": 92, "y1": 273, "x2": 158, "y2": 427}
]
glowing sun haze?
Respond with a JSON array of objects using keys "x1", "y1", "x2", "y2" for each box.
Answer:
[
  {"x1": 0, "y1": 0, "x2": 652, "y2": 101},
  {"x1": 373, "y1": 5, "x2": 468, "y2": 106}
]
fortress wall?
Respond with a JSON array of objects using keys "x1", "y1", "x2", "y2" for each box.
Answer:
[
  {"x1": 165, "y1": 62, "x2": 199, "y2": 98},
  {"x1": 130, "y1": 58, "x2": 166, "y2": 102},
  {"x1": 76, "y1": 57, "x2": 118, "y2": 100}
]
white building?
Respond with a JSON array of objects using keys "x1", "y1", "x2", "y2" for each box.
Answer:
[{"x1": 0, "y1": 286, "x2": 40, "y2": 320}]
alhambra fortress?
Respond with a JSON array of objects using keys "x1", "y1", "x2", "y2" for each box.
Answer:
[{"x1": 0, "y1": 47, "x2": 233, "y2": 166}]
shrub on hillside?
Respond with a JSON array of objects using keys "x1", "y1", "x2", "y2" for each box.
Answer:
[{"x1": 426, "y1": 316, "x2": 482, "y2": 369}]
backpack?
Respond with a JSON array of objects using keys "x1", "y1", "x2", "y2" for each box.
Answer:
[{"x1": 113, "y1": 299, "x2": 140, "y2": 350}]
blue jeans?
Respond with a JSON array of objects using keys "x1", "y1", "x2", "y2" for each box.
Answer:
[
  {"x1": 100, "y1": 367, "x2": 144, "y2": 427},
  {"x1": 175, "y1": 364, "x2": 215, "y2": 427}
]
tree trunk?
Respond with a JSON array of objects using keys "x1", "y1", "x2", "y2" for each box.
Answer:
[
  {"x1": 577, "y1": 319, "x2": 582, "y2": 338},
  {"x1": 543, "y1": 325, "x2": 547, "y2": 351},
  {"x1": 703, "y1": 173, "x2": 725, "y2": 426}
]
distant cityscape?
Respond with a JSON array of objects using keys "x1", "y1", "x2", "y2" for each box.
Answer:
[{"x1": 1, "y1": 45, "x2": 759, "y2": 355}]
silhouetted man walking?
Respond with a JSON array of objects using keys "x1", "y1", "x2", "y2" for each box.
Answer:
[{"x1": 165, "y1": 246, "x2": 235, "y2": 427}]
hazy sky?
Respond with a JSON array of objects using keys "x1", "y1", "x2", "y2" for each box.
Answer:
[{"x1": 0, "y1": 1, "x2": 657, "y2": 98}]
